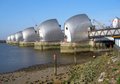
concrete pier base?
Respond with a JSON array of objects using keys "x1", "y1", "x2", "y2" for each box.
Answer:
[
  {"x1": 60, "y1": 41, "x2": 90, "y2": 53},
  {"x1": 19, "y1": 42, "x2": 34, "y2": 47},
  {"x1": 7, "y1": 41, "x2": 19, "y2": 45},
  {"x1": 34, "y1": 42, "x2": 60, "y2": 50},
  {"x1": 6, "y1": 41, "x2": 12, "y2": 44},
  {"x1": 89, "y1": 39, "x2": 114, "y2": 52}
]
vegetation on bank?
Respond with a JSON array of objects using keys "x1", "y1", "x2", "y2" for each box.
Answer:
[
  {"x1": 0, "y1": 50, "x2": 120, "y2": 84},
  {"x1": 66, "y1": 51, "x2": 120, "y2": 84}
]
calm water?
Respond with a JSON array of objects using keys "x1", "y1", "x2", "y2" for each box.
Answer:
[{"x1": 0, "y1": 43, "x2": 93, "y2": 73}]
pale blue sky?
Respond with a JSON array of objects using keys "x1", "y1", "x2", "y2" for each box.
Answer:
[{"x1": 0, "y1": 0, "x2": 120, "y2": 39}]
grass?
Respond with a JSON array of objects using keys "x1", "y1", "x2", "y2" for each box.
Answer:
[
  {"x1": 66, "y1": 51, "x2": 120, "y2": 84},
  {"x1": 117, "y1": 76, "x2": 120, "y2": 84},
  {"x1": 112, "y1": 68, "x2": 118, "y2": 72}
]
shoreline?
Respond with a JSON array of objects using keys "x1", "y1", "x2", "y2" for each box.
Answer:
[
  {"x1": 0, "y1": 61, "x2": 85, "y2": 75},
  {"x1": 0, "y1": 51, "x2": 106, "y2": 84},
  {"x1": 0, "y1": 51, "x2": 98, "y2": 74},
  {"x1": 0, "y1": 62, "x2": 76, "y2": 84},
  {"x1": 1, "y1": 52, "x2": 119, "y2": 84}
]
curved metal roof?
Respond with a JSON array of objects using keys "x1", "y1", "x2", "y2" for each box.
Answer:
[
  {"x1": 10, "y1": 34, "x2": 16, "y2": 41},
  {"x1": 64, "y1": 14, "x2": 92, "y2": 42},
  {"x1": 15, "y1": 31, "x2": 23, "y2": 42},
  {"x1": 7, "y1": 36, "x2": 11, "y2": 41},
  {"x1": 37, "y1": 19, "x2": 64, "y2": 42},
  {"x1": 23, "y1": 27, "x2": 35, "y2": 31},
  {"x1": 22, "y1": 27, "x2": 38, "y2": 42},
  {"x1": 112, "y1": 17, "x2": 120, "y2": 28},
  {"x1": 38, "y1": 19, "x2": 59, "y2": 29}
]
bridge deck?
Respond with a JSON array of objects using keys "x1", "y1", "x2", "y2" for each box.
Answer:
[{"x1": 88, "y1": 27, "x2": 120, "y2": 39}]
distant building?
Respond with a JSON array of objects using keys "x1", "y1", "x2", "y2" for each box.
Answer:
[
  {"x1": 15, "y1": 31, "x2": 23, "y2": 42},
  {"x1": 64, "y1": 14, "x2": 92, "y2": 42},
  {"x1": 112, "y1": 17, "x2": 120, "y2": 28},
  {"x1": 22, "y1": 27, "x2": 38, "y2": 42},
  {"x1": 37, "y1": 19, "x2": 64, "y2": 42}
]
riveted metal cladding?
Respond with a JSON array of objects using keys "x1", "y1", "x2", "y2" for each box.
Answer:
[
  {"x1": 64, "y1": 14, "x2": 92, "y2": 42},
  {"x1": 22, "y1": 27, "x2": 38, "y2": 42},
  {"x1": 37, "y1": 19, "x2": 64, "y2": 42},
  {"x1": 15, "y1": 31, "x2": 23, "y2": 42}
]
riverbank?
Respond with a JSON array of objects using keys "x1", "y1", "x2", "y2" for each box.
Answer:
[
  {"x1": 0, "y1": 51, "x2": 96, "y2": 84},
  {"x1": 67, "y1": 51, "x2": 120, "y2": 84},
  {"x1": 0, "y1": 63, "x2": 74, "y2": 84},
  {"x1": 0, "y1": 51, "x2": 120, "y2": 84}
]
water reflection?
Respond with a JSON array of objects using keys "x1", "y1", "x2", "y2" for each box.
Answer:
[{"x1": 0, "y1": 43, "x2": 94, "y2": 73}]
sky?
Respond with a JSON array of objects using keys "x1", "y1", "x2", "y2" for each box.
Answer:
[{"x1": 0, "y1": 0, "x2": 120, "y2": 40}]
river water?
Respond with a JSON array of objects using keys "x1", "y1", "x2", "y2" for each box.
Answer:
[{"x1": 0, "y1": 43, "x2": 93, "y2": 73}]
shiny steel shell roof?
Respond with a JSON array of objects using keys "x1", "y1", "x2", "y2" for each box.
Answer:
[
  {"x1": 15, "y1": 31, "x2": 23, "y2": 42},
  {"x1": 37, "y1": 19, "x2": 64, "y2": 42},
  {"x1": 7, "y1": 36, "x2": 11, "y2": 41},
  {"x1": 112, "y1": 17, "x2": 120, "y2": 28},
  {"x1": 64, "y1": 14, "x2": 92, "y2": 42},
  {"x1": 22, "y1": 27, "x2": 38, "y2": 42},
  {"x1": 10, "y1": 34, "x2": 16, "y2": 41}
]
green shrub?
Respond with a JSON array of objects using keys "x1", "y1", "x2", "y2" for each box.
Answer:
[
  {"x1": 112, "y1": 68, "x2": 118, "y2": 72},
  {"x1": 117, "y1": 76, "x2": 120, "y2": 84}
]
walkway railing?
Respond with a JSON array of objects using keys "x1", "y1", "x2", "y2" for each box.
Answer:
[{"x1": 88, "y1": 27, "x2": 120, "y2": 39}]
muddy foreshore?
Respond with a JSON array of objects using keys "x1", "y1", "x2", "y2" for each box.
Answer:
[{"x1": 1, "y1": 51, "x2": 117, "y2": 84}]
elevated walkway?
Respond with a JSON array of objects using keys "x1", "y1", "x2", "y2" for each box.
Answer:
[{"x1": 88, "y1": 27, "x2": 120, "y2": 39}]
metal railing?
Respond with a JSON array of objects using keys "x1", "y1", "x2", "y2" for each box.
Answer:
[{"x1": 88, "y1": 27, "x2": 120, "y2": 39}]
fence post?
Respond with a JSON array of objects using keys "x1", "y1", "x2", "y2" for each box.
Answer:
[{"x1": 53, "y1": 54, "x2": 57, "y2": 76}]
